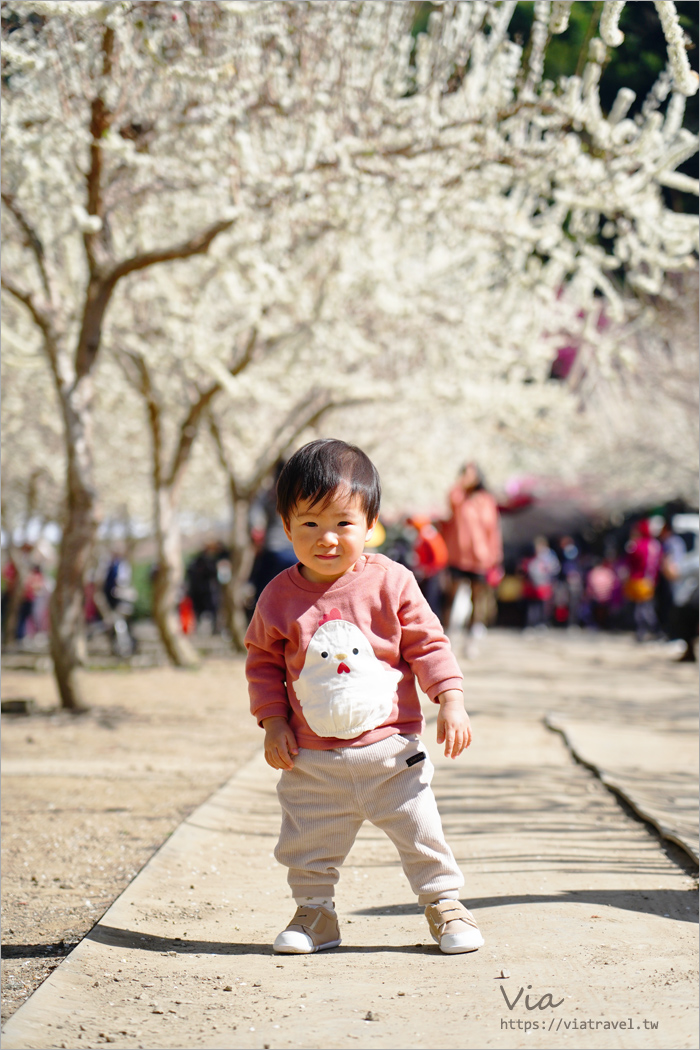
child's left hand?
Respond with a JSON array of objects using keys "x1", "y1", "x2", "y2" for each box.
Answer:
[{"x1": 436, "y1": 689, "x2": 472, "y2": 759}]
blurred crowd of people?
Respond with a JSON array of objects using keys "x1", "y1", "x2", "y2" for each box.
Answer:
[
  {"x1": 380, "y1": 465, "x2": 699, "y2": 663},
  {"x1": 0, "y1": 544, "x2": 51, "y2": 645},
  {"x1": 3, "y1": 463, "x2": 697, "y2": 665}
]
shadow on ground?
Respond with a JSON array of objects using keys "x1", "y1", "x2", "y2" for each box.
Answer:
[
  {"x1": 79, "y1": 924, "x2": 435, "y2": 955},
  {"x1": 356, "y1": 888, "x2": 698, "y2": 922},
  {"x1": 4, "y1": 883, "x2": 694, "y2": 964}
]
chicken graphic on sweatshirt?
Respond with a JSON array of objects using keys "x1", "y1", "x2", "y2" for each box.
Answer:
[{"x1": 292, "y1": 609, "x2": 403, "y2": 739}]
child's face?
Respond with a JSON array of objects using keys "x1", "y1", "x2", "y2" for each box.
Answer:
[{"x1": 283, "y1": 488, "x2": 376, "y2": 584}]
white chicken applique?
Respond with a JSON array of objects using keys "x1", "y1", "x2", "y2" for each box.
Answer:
[{"x1": 293, "y1": 608, "x2": 403, "y2": 739}]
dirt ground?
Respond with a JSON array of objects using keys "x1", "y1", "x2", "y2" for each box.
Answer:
[{"x1": 1, "y1": 658, "x2": 260, "y2": 1024}]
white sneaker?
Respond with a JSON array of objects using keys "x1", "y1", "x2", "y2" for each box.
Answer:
[
  {"x1": 273, "y1": 905, "x2": 341, "y2": 954},
  {"x1": 425, "y1": 900, "x2": 484, "y2": 954}
]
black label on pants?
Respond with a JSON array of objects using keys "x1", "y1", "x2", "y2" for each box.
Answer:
[{"x1": 406, "y1": 752, "x2": 426, "y2": 767}]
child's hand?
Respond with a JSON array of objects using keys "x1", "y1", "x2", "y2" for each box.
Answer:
[
  {"x1": 436, "y1": 690, "x2": 472, "y2": 759},
  {"x1": 262, "y1": 716, "x2": 299, "y2": 770}
]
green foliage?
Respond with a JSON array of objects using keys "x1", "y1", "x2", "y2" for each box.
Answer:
[
  {"x1": 130, "y1": 560, "x2": 153, "y2": 621},
  {"x1": 511, "y1": 2, "x2": 600, "y2": 79},
  {"x1": 512, "y1": 2, "x2": 698, "y2": 135},
  {"x1": 606, "y1": 2, "x2": 697, "y2": 125},
  {"x1": 412, "y1": 0, "x2": 434, "y2": 38},
  {"x1": 503, "y1": 2, "x2": 697, "y2": 207}
]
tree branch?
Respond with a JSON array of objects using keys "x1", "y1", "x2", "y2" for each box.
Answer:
[
  {"x1": 1, "y1": 271, "x2": 49, "y2": 328},
  {"x1": 109, "y1": 218, "x2": 236, "y2": 286},
  {"x1": 207, "y1": 327, "x2": 285, "y2": 499},
  {"x1": 115, "y1": 348, "x2": 165, "y2": 490},
  {"x1": 167, "y1": 381, "x2": 222, "y2": 491},
  {"x1": 83, "y1": 25, "x2": 115, "y2": 274},
  {"x1": 246, "y1": 388, "x2": 338, "y2": 494},
  {"x1": 75, "y1": 216, "x2": 236, "y2": 380},
  {"x1": 230, "y1": 326, "x2": 258, "y2": 377},
  {"x1": 208, "y1": 411, "x2": 241, "y2": 503},
  {"x1": 1, "y1": 192, "x2": 53, "y2": 300},
  {"x1": 1, "y1": 270, "x2": 62, "y2": 385}
]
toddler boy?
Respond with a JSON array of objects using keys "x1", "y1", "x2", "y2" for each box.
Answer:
[{"x1": 245, "y1": 438, "x2": 483, "y2": 954}]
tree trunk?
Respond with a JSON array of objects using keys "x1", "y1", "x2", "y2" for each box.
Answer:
[
  {"x1": 151, "y1": 484, "x2": 199, "y2": 667},
  {"x1": 49, "y1": 378, "x2": 100, "y2": 710},
  {"x1": 223, "y1": 495, "x2": 256, "y2": 651}
]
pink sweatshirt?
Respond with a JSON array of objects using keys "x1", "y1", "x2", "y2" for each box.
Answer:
[{"x1": 245, "y1": 553, "x2": 463, "y2": 750}]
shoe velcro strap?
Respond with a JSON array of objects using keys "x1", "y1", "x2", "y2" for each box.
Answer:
[
  {"x1": 288, "y1": 907, "x2": 327, "y2": 932},
  {"x1": 426, "y1": 902, "x2": 479, "y2": 930}
]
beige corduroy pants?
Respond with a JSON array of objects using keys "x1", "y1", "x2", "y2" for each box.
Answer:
[{"x1": 275, "y1": 733, "x2": 464, "y2": 905}]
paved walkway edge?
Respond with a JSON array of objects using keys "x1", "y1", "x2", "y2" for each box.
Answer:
[
  {"x1": 545, "y1": 715, "x2": 699, "y2": 865},
  {"x1": 0, "y1": 748, "x2": 264, "y2": 1049}
]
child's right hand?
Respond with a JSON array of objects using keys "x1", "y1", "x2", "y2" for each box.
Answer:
[{"x1": 262, "y1": 716, "x2": 299, "y2": 770}]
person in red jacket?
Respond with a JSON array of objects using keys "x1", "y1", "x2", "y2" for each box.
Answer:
[{"x1": 406, "y1": 514, "x2": 449, "y2": 618}]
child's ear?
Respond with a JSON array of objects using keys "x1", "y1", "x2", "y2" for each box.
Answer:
[
  {"x1": 282, "y1": 519, "x2": 293, "y2": 541},
  {"x1": 365, "y1": 518, "x2": 378, "y2": 540}
]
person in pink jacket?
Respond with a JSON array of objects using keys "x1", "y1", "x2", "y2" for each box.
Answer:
[
  {"x1": 441, "y1": 463, "x2": 503, "y2": 637},
  {"x1": 245, "y1": 439, "x2": 484, "y2": 956},
  {"x1": 624, "y1": 519, "x2": 662, "y2": 642}
]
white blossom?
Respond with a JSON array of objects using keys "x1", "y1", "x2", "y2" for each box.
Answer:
[
  {"x1": 600, "y1": 1, "x2": 626, "y2": 48},
  {"x1": 551, "y1": 2, "x2": 573, "y2": 36},
  {"x1": 654, "y1": 0, "x2": 699, "y2": 96}
]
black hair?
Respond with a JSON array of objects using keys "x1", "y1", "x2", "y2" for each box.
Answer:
[
  {"x1": 276, "y1": 439, "x2": 381, "y2": 525},
  {"x1": 458, "y1": 461, "x2": 486, "y2": 492}
]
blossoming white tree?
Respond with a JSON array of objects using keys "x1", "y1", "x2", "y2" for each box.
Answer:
[
  {"x1": 105, "y1": 208, "x2": 381, "y2": 659},
  {"x1": 2, "y1": 0, "x2": 697, "y2": 704},
  {"x1": 1, "y1": 1, "x2": 238, "y2": 705}
]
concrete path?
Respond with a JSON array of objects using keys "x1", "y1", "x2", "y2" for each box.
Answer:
[
  {"x1": 460, "y1": 629, "x2": 698, "y2": 863},
  {"x1": 545, "y1": 717, "x2": 698, "y2": 863},
  {"x1": 2, "y1": 630, "x2": 698, "y2": 1050}
]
